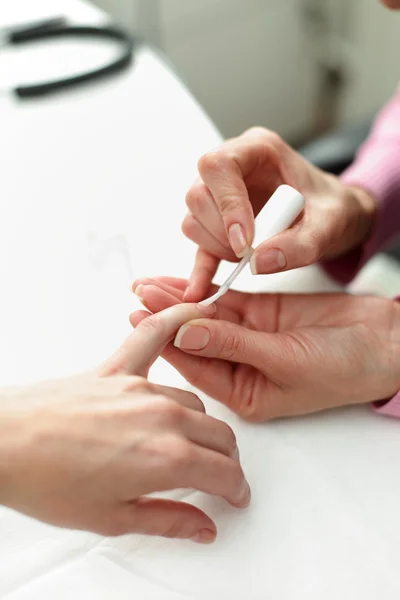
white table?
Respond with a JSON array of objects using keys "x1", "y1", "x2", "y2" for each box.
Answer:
[{"x1": 1, "y1": 2, "x2": 400, "y2": 599}]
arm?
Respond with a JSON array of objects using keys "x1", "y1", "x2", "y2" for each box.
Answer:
[
  {"x1": 323, "y1": 90, "x2": 400, "y2": 283},
  {"x1": 323, "y1": 92, "x2": 400, "y2": 418}
]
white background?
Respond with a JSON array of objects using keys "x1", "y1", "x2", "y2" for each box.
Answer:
[{"x1": 94, "y1": 0, "x2": 400, "y2": 139}]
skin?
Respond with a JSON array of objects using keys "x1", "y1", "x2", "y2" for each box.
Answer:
[
  {"x1": 182, "y1": 0, "x2": 400, "y2": 301},
  {"x1": 381, "y1": 0, "x2": 400, "y2": 7},
  {"x1": 158, "y1": 0, "x2": 400, "y2": 418},
  {"x1": 131, "y1": 278, "x2": 400, "y2": 422},
  {"x1": 0, "y1": 302, "x2": 250, "y2": 543},
  {"x1": 181, "y1": 127, "x2": 377, "y2": 302},
  {"x1": 1, "y1": 0, "x2": 397, "y2": 545}
]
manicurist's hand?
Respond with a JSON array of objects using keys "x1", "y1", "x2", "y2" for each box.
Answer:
[
  {"x1": 132, "y1": 277, "x2": 400, "y2": 421},
  {"x1": 182, "y1": 127, "x2": 376, "y2": 301}
]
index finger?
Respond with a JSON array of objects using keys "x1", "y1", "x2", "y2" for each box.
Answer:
[
  {"x1": 184, "y1": 248, "x2": 220, "y2": 302},
  {"x1": 101, "y1": 302, "x2": 216, "y2": 378},
  {"x1": 198, "y1": 149, "x2": 254, "y2": 257}
]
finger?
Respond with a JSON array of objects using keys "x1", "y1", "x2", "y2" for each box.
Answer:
[
  {"x1": 174, "y1": 318, "x2": 272, "y2": 372},
  {"x1": 250, "y1": 202, "x2": 334, "y2": 274},
  {"x1": 130, "y1": 310, "x2": 236, "y2": 406},
  {"x1": 132, "y1": 284, "x2": 242, "y2": 325},
  {"x1": 135, "y1": 283, "x2": 181, "y2": 312},
  {"x1": 184, "y1": 248, "x2": 220, "y2": 303},
  {"x1": 197, "y1": 150, "x2": 254, "y2": 257},
  {"x1": 130, "y1": 309, "x2": 151, "y2": 324},
  {"x1": 170, "y1": 442, "x2": 250, "y2": 508},
  {"x1": 116, "y1": 497, "x2": 217, "y2": 543},
  {"x1": 101, "y1": 302, "x2": 217, "y2": 377},
  {"x1": 185, "y1": 178, "x2": 230, "y2": 247},
  {"x1": 133, "y1": 276, "x2": 187, "y2": 295},
  {"x1": 181, "y1": 409, "x2": 238, "y2": 459},
  {"x1": 156, "y1": 385, "x2": 206, "y2": 413},
  {"x1": 182, "y1": 212, "x2": 237, "y2": 262}
]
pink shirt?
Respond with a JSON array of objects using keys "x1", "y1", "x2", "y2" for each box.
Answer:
[{"x1": 323, "y1": 90, "x2": 400, "y2": 417}]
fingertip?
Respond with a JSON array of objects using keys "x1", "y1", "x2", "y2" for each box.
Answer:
[
  {"x1": 132, "y1": 278, "x2": 147, "y2": 293},
  {"x1": 229, "y1": 480, "x2": 252, "y2": 509},
  {"x1": 189, "y1": 528, "x2": 217, "y2": 544},
  {"x1": 184, "y1": 283, "x2": 207, "y2": 304},
  {"x1": 129, "y1": 310, "x2": 151, "y2": 328},
  {"x1": 183, "y1": 285, "x2": 195, "y2": 303}
]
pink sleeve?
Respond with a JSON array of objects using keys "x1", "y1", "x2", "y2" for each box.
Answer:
[
  {"x1": 372, "y1": 296, "x2": 400, "y2": 419},
  {"x1": 373, "y1": 394, "x2": 400, "y2": 418},
  {"x1": 323, "y1": 89, "x2": 400, "y2": 284}
]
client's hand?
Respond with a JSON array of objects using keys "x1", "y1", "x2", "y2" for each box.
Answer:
[
  {"x1": 0, "y1": 303, "x2": 249, "y2": 543},
  {"x1": 132, "y1": 277, "x2": 400, "y2": 421}
]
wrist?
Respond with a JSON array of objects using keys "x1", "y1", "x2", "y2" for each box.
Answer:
[
  {"x1": 346, "y1": 184, "x2": 377, "y2": 248},
  {"x1": 0, "y1": 395, "x2": 30, "y2": 508}
]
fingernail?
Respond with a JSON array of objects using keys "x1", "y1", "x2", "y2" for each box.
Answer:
[
  {"x1": 175, "y1": 326, "x2": 210, "y2": 351},
  {"x1": 228, "y1": 223, "x2": 248, "y2": 257},
  {"x1": 250, "y1": 249, "x2": 286, "y2": 275},
  {"x1": 135, "y1": 285, "x2": 144, "y2": 301},
  {"x1": 190, "y1": 528, "x2": 216, "y2": 544}
]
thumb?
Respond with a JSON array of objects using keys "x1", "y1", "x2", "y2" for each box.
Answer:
[
  {"x1": 118, "y1": 497, "x2": 217, "y2": 543},
  {"x1": 100, "y1": 303, "x2": 216, "y2": 377},
  {"x1": 174, "y1": 318, "x2": 278, "y2": 372},
  {"x1": 250, "y1": 225, "x2": 324, "y2": 275}
]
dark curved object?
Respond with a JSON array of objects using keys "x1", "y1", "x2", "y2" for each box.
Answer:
[{"x1": 4, "y1": 18, "x2": 134, "y2": 98}]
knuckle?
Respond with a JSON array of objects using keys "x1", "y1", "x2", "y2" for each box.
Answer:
[
  {"x1": 217, "y1": 193, "x2": 244, "y2": 217},
  {"x1": 149, "y1": 395, "x2": 185, "y2": 427},
  {"x1": 263, "y1": 130, "x2": 284, "y2": 150},
  {"x1": 188, "y1": 392, "x2": 206, "y2": 412},
  {"x1": 125, "y1": 376, "x2": 150, "y2": 394},
  {"x1": 137, "y1": 433, "x2": 190, "y2": 478},
  {"x1": 229, "y1": 384, "x2": 264, "y2": 423},
  {"x1": 137, "y1": 313, "x2": 165, "y2": 336},
  {"x1": 198, "y1": 150, "x2": 223, "y2": 175},
  {"x1": 185, "y1": 183, "x2": 207, "y2": 213},
  {"x1": 301, "y1": 234, "x2": 322, "y2": 265},
  {"x1": 246, "y1": 126, "x2": 281, "y2": 143},
  {"x1": 219, "y1": 332, "x2": 246, "y2": 360},
  {"x1": 181, "y1": 213, "x2": 199, "y2": 242},
  {"x1": 163, "y1": 436, "x2": 194, "y2": 472},
  {"x1": 245, "y1": 126, "x2": 268, "y2": 137}
]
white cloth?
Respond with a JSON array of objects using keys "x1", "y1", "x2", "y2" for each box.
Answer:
[{"x1": 1, "y1": 2, "x2": 400, "y2": 599}]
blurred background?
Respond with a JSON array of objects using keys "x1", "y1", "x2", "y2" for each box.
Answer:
[{"x1": 94, "y1": 0, "x2": 400, "y2": 142}]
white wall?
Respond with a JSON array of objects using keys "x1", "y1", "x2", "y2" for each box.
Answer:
[
  {"x1": 94, "y1": 0, "x2": 321, "y2": 140},
  {"x1": 159, "y1": 0, "x2": 320, "y2": 140},
  {"x1": 339, "y1": 1, "x2": 400, "y2": 124},
  {"x1": 93, "y1": 0, "x2": 400, "y2": 139}
]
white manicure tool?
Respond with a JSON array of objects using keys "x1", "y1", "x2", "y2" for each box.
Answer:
[{"x1": 200, "y1": 184, "x2": 305, "y2": 306}]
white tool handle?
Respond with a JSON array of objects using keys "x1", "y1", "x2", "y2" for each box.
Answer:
[{"x1": 200, "y1": 185, "x2": 305, "y2": 306}]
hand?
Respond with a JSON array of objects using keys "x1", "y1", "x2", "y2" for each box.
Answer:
[
  {"x1": 132, "y1": 277, "x2": 400, "y2": 421},
  {"x1": 0, "y1": 302, "x2": 250, "y2": 543},
  {"x1": 182, "y1": 127, "x2": 376, "y2": 301}
]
